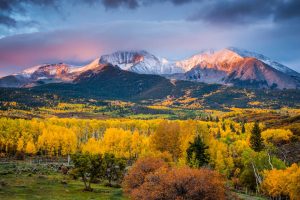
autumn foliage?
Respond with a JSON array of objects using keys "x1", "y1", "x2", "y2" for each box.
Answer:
[
  {"x1": 122, "y1": 157, "x2": 168, "y2": 194},
  {"x1": 262, "y1": 163, "x2": 300, "y2": 200},
  {"x1": 123, "y1": 157, "x2": 226, "y2": 200}
]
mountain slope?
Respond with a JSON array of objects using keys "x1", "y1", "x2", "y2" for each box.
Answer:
[
  {"x1": 0, "y1": 75, "x2": 30, "y2": 88},
  {"x1": 228, "y1": 47, "x2": 300, "y2": 78},
  {"x1": 177, "y1": 49, "x2": 299, "y2": 89},
  {"x1": 0, "y1": 63, "x2": 76, "y2": 88},
  {"x1": 38, "y1": 64, "x2": 177, "y2": 100},
  {"x1": 225, "y1": 58, "x2": 299, "y2": 89}
]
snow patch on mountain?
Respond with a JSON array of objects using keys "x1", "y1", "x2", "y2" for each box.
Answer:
[
  {"x1": 99, "y1": 51, "x2": 184, "y2": 75},
  {"x1": 227, "y1": 47, "x2": 300, "y2": 77},
  {"x1": 70, "y1": 58, "x2": 100, "y2": 73},
  {"x1": 175, "y1": 49, "x2": 244, "y2": 72}
]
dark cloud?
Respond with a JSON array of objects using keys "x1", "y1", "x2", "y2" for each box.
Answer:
[
  {"x1": 188, "y1": 0, "x2": 300, "y2": 25},
  {"x1": 1, "y1": 0, "x2": 300, "y2": 26},
  {"x1": 189, "y1": 0, "x2": 275, "y2": 24},
  {"x1": 0, "y1": 0, "x2": 58, "y2": 28},
  {"x1": 0, "y1": 0, "x2": 197, "y2": 28},
  {"x1": 169, "y1": 0, "x2": 193, "y2": 5},
  {"x1": 275, "y1": 0, "x2": 300, "y2": 21},
  {"x1": 0, "y1": 14, "x2": 17, "y2": 27},
  {"x1": 101, "y1": 0, "x2": 139, "y2": 9},
  {"x1": 100, "y1": 0, "x2": 195, "y2": 9}
]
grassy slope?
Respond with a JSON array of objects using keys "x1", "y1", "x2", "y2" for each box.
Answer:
[{"x1": 0, "y1": 163, "x2": 127, "y2": 200}]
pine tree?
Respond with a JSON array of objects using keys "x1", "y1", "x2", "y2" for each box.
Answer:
[
  {"x1": 250, "y1": 121, "x2": 264, "y2": 152},
  {"x1": 216, "y1": 129, "x2": 221, "y2": 139},
  {"x1": 230, "y1": 123, "x2": 236, "y2": 132},
  {"x1": 241, "y1": 122, "x2": 246, "y2": 133},
  {"x1": 222, "y1": 123, "x2": 226, "y2": 131},
  {"x1": 186, "y1": 135, "x2": 210, "y2": 168}
]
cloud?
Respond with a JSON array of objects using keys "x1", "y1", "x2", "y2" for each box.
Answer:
[
  {"x1": 274, "y1": 0, "x2": 300, "y2": 21},
  {"x1": 0, "y1": 0, "x2": 58, "y2": 28},
  {"x1": 100, "y1": 0, "x2": 197, "y2": 9},
  {"x1": 1, "y1": 0, "x2": 300, "y2": 27},
  {"x1": 0, "y1": 14, "x2": 17, "y2": 27},
  {"x1": 101, "y1": 0, "x2": 139, "y2": 9},
  {"x1": 189, "y1": 0, "x2": 275, "y2": 24},
  {"x1": 0, "y1": 20, "x2": 234, "y2": 72},
  {"x1": 188, "y1": 0, "x2": 300, "y2": 25}
]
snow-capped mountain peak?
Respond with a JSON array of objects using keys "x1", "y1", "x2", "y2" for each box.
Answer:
[
  {"x1": 227, "y1": 47, "x2": 300, "y2": 77},
  {"x1": 175, "y1": 48, "x2": 244, "y2": 72},
  {"x1": 99, "y1": 50, "x2": 184, "y2": 74},
  {"x1": 70, "y1": 58, "x2": 101, "y2": 73}
]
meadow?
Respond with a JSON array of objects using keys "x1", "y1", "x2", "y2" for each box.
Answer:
[{"x1": 0, "y1": 162, "x2": 126, "y2": 200}]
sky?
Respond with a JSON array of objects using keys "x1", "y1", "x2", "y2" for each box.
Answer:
[{"x1": 0, "y1": 0, "x2": 300, "y2": 76}]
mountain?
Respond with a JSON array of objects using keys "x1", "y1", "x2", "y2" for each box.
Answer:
[
  {"x1": 99, "y1": 50, "x2": 183, "y2": 74},
  {"x1": 72, "y1": 64, "x2": 175, "y2": 99},
  {"x1": 98, "y1": 49, "x2": 300, "y2": 89},
  {"x1": 228, "y1": 47, "x2": 300, "y2": 78},
  {"x1": 0, "y1": 63, "x2": 76, "y2": 87},
  {"x1": 179, "y1": 50, "x2": 299, "y2": 89},
  {"x1": 31, "y1": 64, "x2": 199, "y2": 101},
  {"x1": 0, "y1": 75, "x2": 30, "y2": 88},
  {"x1": 0, "y1": 48, "x2": 299, "y2": 89},
  {"x1": 225, "y1": 58, "x2": 298, "y2": 89},
  {"x1": 1, "y1": 64, "x2": 299, "y2": 110},
  {"x1": 70, "y1": 58, "x2": 100, "y2": 73}
]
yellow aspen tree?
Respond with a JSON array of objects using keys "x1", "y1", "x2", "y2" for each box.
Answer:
[
  {"x1": 151, "y1": 121, "x2": 181, "y2": 161},
  {"x1": 60, "y1": 128, "x2": 77, "y2": 165},
  {"x1": 17, "y1": 138, "x2": 25, "y2": 152},
  {"x1": 81, "y1": 138, "x2": 101, "y2": 155},
  {"x1": 100, "y1": 128, "x2": 132, "y2": 158},
  {"x1": 25, "y1": 139, "x2": 37, "y2": 155}
]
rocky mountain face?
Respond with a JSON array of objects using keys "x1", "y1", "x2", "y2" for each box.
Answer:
[
  {"x1": 0, "y1": 48, "x2": 299, "y2": 89},
  {"x1": 3, "y1": 63, "x2": 76, "y2": 87},
  {"x1": 178, "y1": 50, "x2": 299, "y2": 89},
  {"x1": 228, "y1": 47, "x2": 300, "y2": 78}
]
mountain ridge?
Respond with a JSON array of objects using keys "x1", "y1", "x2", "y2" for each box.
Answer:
[{"x1": 0, "y1": 48, "x2": 299, "y2": 89}]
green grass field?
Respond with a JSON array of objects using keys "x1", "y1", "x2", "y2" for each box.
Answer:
[
  {"x1": 0, "y1": 162, "x2": 268, "y2": 200},
  {"x1": 0, "y1": 162, "x2": 127, "y2": 200}
]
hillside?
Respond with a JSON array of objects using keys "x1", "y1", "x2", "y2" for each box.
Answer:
[{"x1": 0, "y1": 64, "x2": 299, "y2": 110}]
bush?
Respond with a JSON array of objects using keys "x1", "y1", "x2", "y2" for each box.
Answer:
[
  {"x1": 133, "y1": 167, "x2": 225, "y2": 200},
  {"x1": 59, "y1": 165, "x2": 70, "y2": 175},
  {"x1": 122, "y1": 157, "x2": 168, "y2": 194},
  {"x1": 0, "y1": 180, "x2": 7, "y2": 187},
  {"x1": 71, "y1": 153, "x2": 104, "y2": 191},
  {"x1": 124, "y1": 158, "x2": 226, "y2": 200}
]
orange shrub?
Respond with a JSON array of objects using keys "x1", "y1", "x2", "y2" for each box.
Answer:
[
  {"x1": 124, "y1": 157, "x2": 226, "y2": 200},
  {"x1": 122, "y1": 157, "x2": 168, "y2": 194}
]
